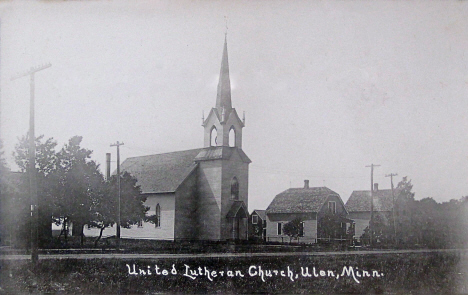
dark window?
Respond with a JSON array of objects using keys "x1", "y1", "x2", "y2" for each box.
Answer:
[
  {"x1": 252, "y1": 215, "x2": 258, "y2": 224},
  {"x1": 210, "y1": 126, "x2": 217, "y2": 147},
  {"x1": 299, "y1": 222, "x2": 304, "y2": 237},
  {"x1": 155, "y1": 204, "x2": 161, "y2": 228},
  {"x1": 231, "y1": 177, "x2": 239, "y2": 200},
  {"x1": 277, "y1": 223, "x2": 282, "y2": 235},
  {"x1": 229, "y1": 126, "x2": 236, "y2": 147}
]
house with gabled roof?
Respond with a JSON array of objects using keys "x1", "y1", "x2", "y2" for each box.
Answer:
[
  {"x1": 345, "y1": 183, "x2": 403, "y2": 240},
  {"x1": 265, "y1": 180, "x2": 353, "y2": 243},
  {"x1": 249, "y1": 209, "x2": 267, "y2": 240},
  {"x1": 85, "y1": 37, "x2": 251, "y2": 241}
]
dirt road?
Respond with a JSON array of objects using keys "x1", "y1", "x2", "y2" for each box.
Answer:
[{"x1": 1, "y1": 248, "x2": 465, "y2": 260}]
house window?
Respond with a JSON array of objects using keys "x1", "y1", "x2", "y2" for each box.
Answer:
[
  {"x1": 328, "y1": 201, "x2": 336, "y2": 214},
  {"x1": 229, "y1": 126, "x2": 236, "y2": 147},
  {"x1": 277, "y1": 223, "x2": 282, "y2": 235},
  {"x1": 252, "y1": 215, "x2": 258, "y2": 224},
  {"x1": 299, "y1": 222, "x2": 304, "y2": 237},
  {"x1": 210, "y1": 126, "x2": 217, "y2": 147},
  {"x1": 155, "y1": 204, "x2": 161, "y2": 228},
  {"x1": 231, "y1": 177, "x2": 239, "y2": 200}
]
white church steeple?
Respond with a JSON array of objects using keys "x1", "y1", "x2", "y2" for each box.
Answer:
[{"x1": 203, "y1": 36, "x2": 245, "y2": 148}]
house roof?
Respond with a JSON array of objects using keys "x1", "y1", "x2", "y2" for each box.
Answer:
[
  {"x1": 252, "y1": 209, "x2": 266, "y2": 220},
  {"x1": 266, "y1": 187, "x2": 340, "y2": 214},
  {"x1": 346, "y1": 189, "x2": 399, "y2": 212},
  {"x1": 120, "y1": 148, "x2": 203, "y2": 194}
]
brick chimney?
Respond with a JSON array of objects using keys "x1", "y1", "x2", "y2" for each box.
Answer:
[
  {"x1": 374, "y1": 183, "x2": 379, "y2": 192},
  {"x1": 304, "y1": 180, "x2": 310, "y2": 189}
]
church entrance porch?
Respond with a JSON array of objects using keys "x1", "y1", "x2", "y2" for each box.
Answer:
[{"x1": 226, "y1": 201, "x2": 249, "y2": 240}]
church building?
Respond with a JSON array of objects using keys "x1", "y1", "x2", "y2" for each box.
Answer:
[{"x1": 103, "y1": 38, "x2": 251, "y2": 241}]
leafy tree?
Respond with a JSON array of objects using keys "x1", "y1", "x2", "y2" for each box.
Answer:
[
  {"x1": 12, "y1": 134, "x2": 151, "y2": 248},
  {"x1": 0, "y1": 140, "x2": 10, "y2": 244},
  {"x1": 319, "y1": 212, "x2": 348, "y2": 242},
  {"x1": 14, "y1": 134, "x2": 58, "y2": 176},
  {"x1": 13, "y1": 134, "x2": 58, "y2": 246},
  {"x1": 409, "y1": 197, "x2": 468, "y2": 248},
  {"x1": 0, "y1": 140, "x2": 8, "y2": 173},
  {"x1": 118, "y1": 172, "x2": 149, "y2": 227},
  {"x1": 396, "y1": 177, "x2": 415, "y2": 200},
  {"x1": 442, "y1": 197, "x2": 468, "y2": 247},
  {"x1": 392, "y1": 177, "x2": 416, "y2": 245},
  {"x1": 363, "y1": 176, "x2": 416, "y2": 246},
  {"x1": 53, "y1": 136, "x2": 103, "y2": 245},
  {"x1": 368, "y1": 212, "x2": 394, "y2": 245},
  {"x1": 361, "y1": 177, "x2": 468, "y2": 249},
  {"x1": 283, "y1": 218, "x2": 303, "y2": 243},
  {"x1": 89, "y1": 172, "x2": 149, "y2": 247}
]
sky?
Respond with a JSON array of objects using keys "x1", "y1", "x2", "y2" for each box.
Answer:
[{"x1": 1, "y1": 0, "x2": 467, "y2": 211}]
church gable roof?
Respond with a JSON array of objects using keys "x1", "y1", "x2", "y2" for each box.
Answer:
[
  {"x1": 120, "y1": 148, "x2": 203, "y2": 194},
  {"x1": 346, "y1": 189, "x2": 398, "y2": 212},
  {"x1": 266, "y1": 187, "x2": 339, "y2": 214},
  {"x1": 226, "y1": 201, "x2": 248, "y2": 218},
  {"x1": 202, "y1": 105, "x2": 244, "y2": 128},
  {"x1": 224, "y1": 108, "x2": 245, "y2": 128},
  {"x1": 202, "y1": 108, "x2": 221, "y2": 127},
  {"x1": 194, "y1": 146, "x2": 251, "y2": 163}
]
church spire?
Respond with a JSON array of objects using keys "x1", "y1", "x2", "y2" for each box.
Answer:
[
  {"x1": 215, "y1": 36, "x2": 232, "y2": 111},
  {"x1": 203, "y1": 36, "x2": 245, "y2": 148}
]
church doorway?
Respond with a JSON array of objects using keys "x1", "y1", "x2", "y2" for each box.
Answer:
[
  {"x1": 232, "y1": 218, "x2": 240, "y2": 240},
  {"x1": 226, "y1": 201, "x2": 249, "y2": 240}
]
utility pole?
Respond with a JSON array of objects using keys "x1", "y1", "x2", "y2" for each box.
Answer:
[
  {"x1": 365, "y1": 164, "x2": 380, "y2": 247},
  {"x1": 110, "y1": 141, "x2": 124, "y2": 248},
  {"x1": 386, "y1": 173, "x2": 398, "y2": 245},
  {"x1": 11, "y1": 63, "x2": 51, "y2": 265}
]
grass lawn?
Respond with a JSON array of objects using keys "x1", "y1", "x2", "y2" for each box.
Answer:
[{"x1": 1, "y1": 251, "x2": 467, "y2": 294}]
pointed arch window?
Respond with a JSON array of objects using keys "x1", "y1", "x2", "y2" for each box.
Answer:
[
  {"x1": 229, "y1": 126, "x2": 236, "y2": 147},
  {"x1": 155, "y1": 204, "x2": 161, "y2": 228},
  {"x1": 210, "y1": 126, "x2": 217, "y2": 147},
  {"x1": 231, "y1": 177, "x2": 239, "y2": 200}
]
